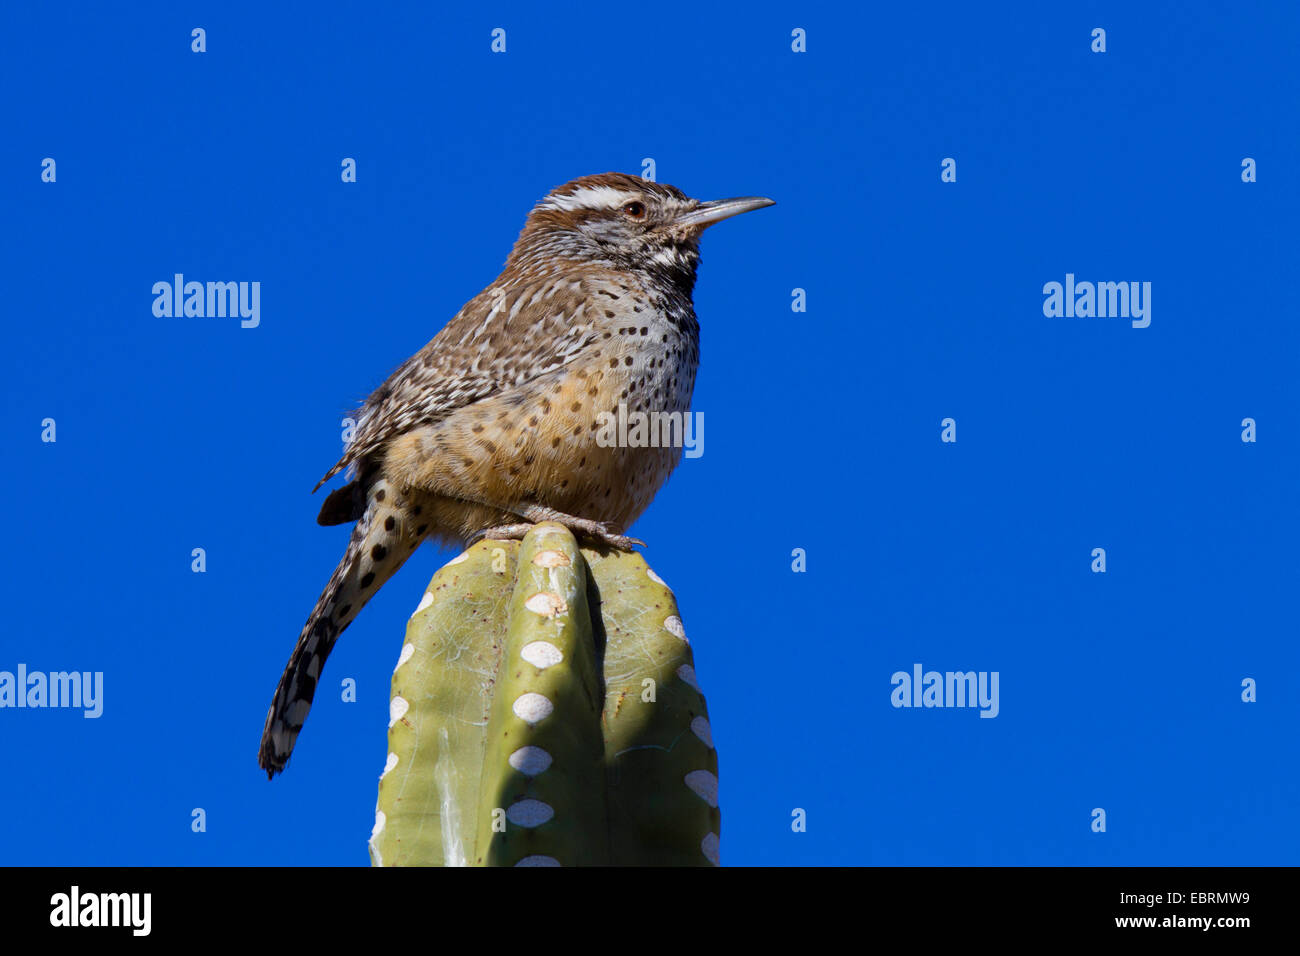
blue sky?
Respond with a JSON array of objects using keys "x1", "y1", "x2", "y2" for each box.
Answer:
[{"x1": 1, "y1": 1, "x2": 1296, "y2": 865}]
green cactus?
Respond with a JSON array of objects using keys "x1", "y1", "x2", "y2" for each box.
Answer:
[{"x1": 369, "y1": 522, "x2": 719, "y2": 867}]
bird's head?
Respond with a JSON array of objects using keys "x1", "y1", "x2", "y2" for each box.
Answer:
[{"x1": 507, "y1": 172, "x2": 774, "y2": 291}]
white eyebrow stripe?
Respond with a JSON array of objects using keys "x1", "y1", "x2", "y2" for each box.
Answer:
[{"x1": 544, "y1": 186, "x2": 640, "y2": 212}]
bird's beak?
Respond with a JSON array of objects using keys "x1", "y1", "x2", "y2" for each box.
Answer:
[{"x1": 674, "y1": 196, "x2": 775, "y2": 230}]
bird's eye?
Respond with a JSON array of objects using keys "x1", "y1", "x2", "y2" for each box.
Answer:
[{"x1": 622, "y1": 201, "x2": 647, "y2": 220}]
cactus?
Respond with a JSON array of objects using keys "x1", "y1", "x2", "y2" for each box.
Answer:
[{"x1": 369, "y1": 522, "x2": 719, "y2": 867}]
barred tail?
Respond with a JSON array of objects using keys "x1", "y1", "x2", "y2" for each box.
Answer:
[{"x1": 259, "y1": 479, "x2": 422, "y2": 777}]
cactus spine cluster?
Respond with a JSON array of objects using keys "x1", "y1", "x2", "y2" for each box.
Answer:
[{"x1": 369, "y1": 523, "x2": 718, "y2": 866}]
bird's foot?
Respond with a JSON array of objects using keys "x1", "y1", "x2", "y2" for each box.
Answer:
[
  {"x1": 580, "y1": 525, "x2": 645, "y2": 552},
  {"x1": 515, "y1": 505, "x2": 645, "y2": 552},
  {"x1": 469, "y1": 523, "x2": 536, "y2": 545}
]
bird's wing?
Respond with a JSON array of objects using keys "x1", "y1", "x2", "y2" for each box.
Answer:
[{"x1": 313, "y1": 273, "x2": 615, "y2": 491}]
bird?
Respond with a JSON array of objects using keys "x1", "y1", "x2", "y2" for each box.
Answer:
[{"x1": 258, "y1": 172, "x2": 773, "y2": 777}]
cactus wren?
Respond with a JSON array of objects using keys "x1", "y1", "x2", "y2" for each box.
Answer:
[{"x1": 258, "y1": 172, "x2": 773, "y2": 777}]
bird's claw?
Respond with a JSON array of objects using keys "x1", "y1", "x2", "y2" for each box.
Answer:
[{"x1": 472, "y1": 518, "x2": 643, "y2": 552}]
